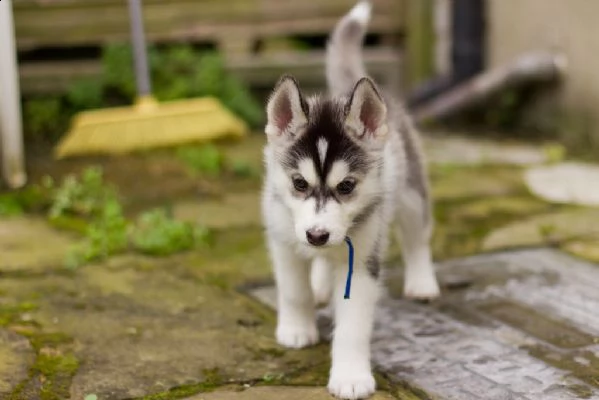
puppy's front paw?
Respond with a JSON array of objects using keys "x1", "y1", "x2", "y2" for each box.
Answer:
[
  {"x1": 328, "y1": 370, "x2": 375, "y2": 399},
  {"x1": 276, "y1": 322, "x2": 319, "y2": 349}
]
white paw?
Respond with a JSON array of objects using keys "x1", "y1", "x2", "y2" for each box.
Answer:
[
  {"x1": 328, "y1": 370, "x2": 376, "y2": 399},
  {"x1": 276, "y1": 322, "x2": 319, "y2": 349},
  {"x1": 404, "y1": 269, "x2": 441, "y2": 300}
]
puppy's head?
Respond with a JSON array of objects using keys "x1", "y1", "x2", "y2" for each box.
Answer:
[{"x1": 265, "y1": 75, "x2": 388, "y2": 248}]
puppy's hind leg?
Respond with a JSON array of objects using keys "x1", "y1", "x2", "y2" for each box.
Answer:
[
  {"x1": 395, "y1": 188, "x2": 440, "y2": 300},
  {"x1": 311, "y1": 257, "x2": 333, "y2": 306}
]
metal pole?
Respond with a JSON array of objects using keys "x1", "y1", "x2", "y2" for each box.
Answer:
[
  {"x1": 127, "y1": 0, "x2": 152, "y2": 97},
  {"x1": 0, "y1": 0, "x2": 26, "y2": 188}
]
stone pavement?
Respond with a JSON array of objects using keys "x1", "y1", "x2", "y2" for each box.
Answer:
[
  {"x1": 251, "y1": 249, "x2": 599, "y2": 399},
  {"x1": 2, "y1": 132, "x2": 599, "y2": 399}
]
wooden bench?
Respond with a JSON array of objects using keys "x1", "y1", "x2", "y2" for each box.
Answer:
[{"x1": 14, "y1": 0, "x2": 405, "y2": 95}]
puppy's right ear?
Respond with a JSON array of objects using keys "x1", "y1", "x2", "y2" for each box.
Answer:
[{"x1": 265, "y1": 75, "x2": 308, "y2": 143}]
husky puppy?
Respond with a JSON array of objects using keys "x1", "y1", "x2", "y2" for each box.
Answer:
[{"x1": 261, "y1": 1, "x2": 440, "y2": 398}]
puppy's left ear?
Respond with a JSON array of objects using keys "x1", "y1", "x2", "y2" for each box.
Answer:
[
  {"x1": 265, "y1": 75, "x2": 309, "y2": 143},
  {"x1": 345, "y1": 77, "x2": 388, "y2": 148}
]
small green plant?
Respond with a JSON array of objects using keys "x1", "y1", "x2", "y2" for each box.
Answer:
[
  {"x1": 176, "y1": 145, "x2": 223, "y2": 176},
  {"x1": 66, "y1": 198, "x2": 129, "y2": 268},
  {"x1": 131, "y1": 208, "x2": 197, "y2": 256},
  {"x1": 45, "y1": 166, "x2": 211, "y2": 267},
  {"x1": 47, "y1": 166, "x2": 116, "y2": 220}
]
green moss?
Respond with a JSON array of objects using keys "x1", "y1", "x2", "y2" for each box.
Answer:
[
  {"x1": 27, "y1": 332, "x2": 73, "y2": 352},
  {"x1": 35, "y1": 353, "x2": 79, "y2": 400},
  {"x1": 0, "y1": 302, "x2": 38, "y2": 326},
  {"x1": 138, "y1": 368, "x2": 223, "y2": 400},
  {"x1": 524, "y1": 344, "x2": 599, "y2": 390},
  {"x1": 47, "y1": 215, "x2": 89, "y2": 234},
  {"x1": 427, "y1": 163, "x2": 571, "y2": 259},
  {"x1": 8, "y1": 328, "x2": 79, "y2": 400}
]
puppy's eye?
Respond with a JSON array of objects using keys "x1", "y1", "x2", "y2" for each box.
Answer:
[
  {"x1": 292, "y1": 177, "x2": 309, "y2": 192},
  {"x1": 337, "y1": 179, "x2": 356, "y2": 195}
]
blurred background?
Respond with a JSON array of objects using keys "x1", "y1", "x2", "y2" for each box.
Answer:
[{"x1": 7, "y1": 0, "x2": 599, "y2": 157}]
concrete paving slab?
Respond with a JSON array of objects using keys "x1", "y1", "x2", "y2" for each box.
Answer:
[
  {"x1": 0, "y1": 216, "x2": 78, "y2": 272},
  {"x1": 249, "y1": 249, "x2": 599, "y2": 399},
  {"x1": 0, "y1": 329, "x2": 34, "y2": 397},
  {"x1": 183, "y1": 386, "x2": 396, "y2": 400}
]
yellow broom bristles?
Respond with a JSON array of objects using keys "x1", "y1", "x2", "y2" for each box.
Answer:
[{"x1": 55, "y1": 96, "x2": 249, "y2": 158}]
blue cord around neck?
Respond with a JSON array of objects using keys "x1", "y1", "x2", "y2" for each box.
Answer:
[{"x1": 343, "y1": 236, "x2": 354, "y2": 299}]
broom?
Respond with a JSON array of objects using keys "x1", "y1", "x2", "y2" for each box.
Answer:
[{"x1": 55, "y1": 0, "x2": 248, "y2": 159}]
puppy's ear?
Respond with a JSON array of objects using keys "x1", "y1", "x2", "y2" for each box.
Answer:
[
  {"x1": 265, "y1": 75, "x2": 308, "y2": 143},
  {"x1": 344, "y1": 77, "x2": 388, "y2": 148}
]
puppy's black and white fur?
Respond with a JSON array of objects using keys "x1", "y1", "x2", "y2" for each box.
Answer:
[{"x1": 261, "y1": 2, "x2": 440, "y2": 399}]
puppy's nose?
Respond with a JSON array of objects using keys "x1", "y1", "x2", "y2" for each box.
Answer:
[{"x1": 306, "y1": 229, "x2": 330, "y2": 246}]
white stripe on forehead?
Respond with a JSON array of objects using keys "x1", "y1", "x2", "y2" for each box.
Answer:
[
  {"x1": 317, "y1": 138, "x2": 328, "y2": 168},
  {"x1": 327, "y1": 160, "x2": 349, "y2": 187},
  {"x1": 298, "y1": 158, "x2": 318, "y2": 186}
]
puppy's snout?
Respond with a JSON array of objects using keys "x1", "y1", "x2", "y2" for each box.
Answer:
[{"x1": 306, "y1": 228, "x2": 330, "y2": 246}]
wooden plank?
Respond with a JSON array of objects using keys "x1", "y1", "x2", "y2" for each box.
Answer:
[
  {"x1": 18, "y1": 49, "x2": 402, "y2": 95},
  {"x1": 14, "y1": 0, "x2": 405, "y2": 50}
]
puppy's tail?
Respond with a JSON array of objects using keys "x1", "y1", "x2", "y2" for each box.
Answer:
[{"x1": 326, "y1": 1, "x2": 372, "y2": 97}]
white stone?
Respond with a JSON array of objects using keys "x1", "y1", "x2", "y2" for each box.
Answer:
[{"x1": 525, "y1": 162, "x2": 599, "y2": 206}]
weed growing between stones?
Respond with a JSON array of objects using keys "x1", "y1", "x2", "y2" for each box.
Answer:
[
  {"x1": 42, "y1": 166, "x2": 211, "y2": 267},
  {"x1": 131, "y1": 208, "x2": 211, "y2": 256}
]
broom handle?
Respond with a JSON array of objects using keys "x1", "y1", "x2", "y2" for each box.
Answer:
[{"x1": 127, "y1": 0, "x2": 152, "y2": 97}]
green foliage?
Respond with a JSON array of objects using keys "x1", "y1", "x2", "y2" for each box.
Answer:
[
  {"x1": 65, "y1": 197, "x2": 129, "y2": 268},
  {"x1": 131, "y1": 208, "x2": 208, "y2": 256},
  {"x1": 151, "y1": 48, "x2": 263, "y2": 127},
  {"x1": 0, "y1": 195, "x2": 24, "y2": 216},
  {"x1": 0, "y1": 185, "x2": 51, "y2": 217},
  {"x1": 176, "y1": 144, "x2": 223, "y2": 176},
  {"x1": 66, "y1": 78, "x2": 104, "y2": 111},
  {"x1": 23, "y1": 98, "x2": 67, "y2": 140},
  {"x1": 22, "y1": 44, "x2": 262, "y2": 142},
  {"x1": 45, "y1": 166, "x2": 210, "y2": 267},
  {"x1": 101, "y1": 43, "x2": 137, "y2": 99},
  {"x1": 100, "y1": 44, "x2": 263, "y2": 127},
  {"x1": 44, "y1": 166, "x2": 127, "y2": 267},
  {"x1": 47, "y1": 166, "x2": 116, "y2": 220}
]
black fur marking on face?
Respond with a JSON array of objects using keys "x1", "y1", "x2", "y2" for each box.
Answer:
[
  {"x1": 283, "y1": 99, "x2": 371, "y2": 210},
  {"x1": 308, "y1": 185, "x2": 339, "y2": 212},
  {"x1": 283, "y1": 99, "x2": 371, "y2": 212}
]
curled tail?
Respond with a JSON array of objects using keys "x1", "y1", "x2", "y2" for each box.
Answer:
[{"x1": 326, "y1": 1, "x2": 372, "y2": 97}]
